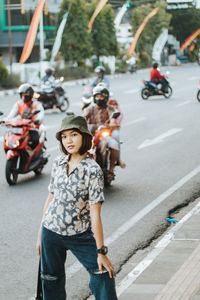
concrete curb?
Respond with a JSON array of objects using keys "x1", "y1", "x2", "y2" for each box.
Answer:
[{"x1": 0, "y1": 74, "x2": 122, "y2": 97}]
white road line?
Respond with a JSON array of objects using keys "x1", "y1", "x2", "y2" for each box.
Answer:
[
  {"x1": 176, "y1": 100, "x2": 192, "y2": 107},
  {"x1": 138, "y1": 128, "x2": 183, "y2": 149},
  {"x1": 124, "y1": 88, "x2": 139, "y2": 94},
  {"x1": 123, "y1": 117, "x2": 146, "y2": 127},
  {"x1": 116, "y1": 199, "x2": 200, "y2": 297},
  {"x1": 188, "y1": 76, "x2": 199, "y2": 81},
  {"x1": 65, "y1": 164, "x2": 200, "y2": 280}
]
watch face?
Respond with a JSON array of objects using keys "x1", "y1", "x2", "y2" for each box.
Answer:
[
  {"x1": 98, "y1": 245, "x2": 108, "y2": 255},
  {"x1": 103, "y1": 246, "x2": 108, "y2": 254}
]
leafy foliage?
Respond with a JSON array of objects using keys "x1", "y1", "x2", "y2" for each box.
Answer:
[
  {"x1": 169, "y1": 8, "x2": 200, "y2": 43},
  {"x1": 59, "y1": 0, "x2": 93, "y2": 64},
  {"x1": 0, "y1": 58, "x2": 8, "y2": 86},
  {"x1": 130, "y1": 1, "x2": 171, "y2": 65},
  {"x1": 86, "y1": 1, "x2": 118, "y2": 59}
]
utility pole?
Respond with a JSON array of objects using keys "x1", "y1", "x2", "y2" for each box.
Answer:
[
  {"x1": 40, "y1": 4, "x2": 44, "y2": 82},
  {"x1": 6, "y1": 0, "x2": 13, "y2": 73}
]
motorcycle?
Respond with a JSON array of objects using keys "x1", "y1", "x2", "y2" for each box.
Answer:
[
  {"x1": 92, "y1": 111, "x2": 120, "y2": 187},
  {"x1": 35, "y1": 77, "x2": 69, "y2": 112},
  {"x1": 128, "y1": 64, "x2": 137, "y2": 74},
  {"x1": 141, "y1": 77, "x2": 172, "y2": 100},
  {"x1": 1, "y1": 112, "x2": 48, "y2": 185},
  {"x1": 197, "y1": 81, "x2": 200, "y2": 102},
  {"x1": 81, "y1": 86, "x2": 93, "y2": 110}
]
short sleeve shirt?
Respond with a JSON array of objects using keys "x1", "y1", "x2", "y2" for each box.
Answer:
[
  {"x1": 42, "y1": 154, "x2": 104, "y2": 236},
  {"x1": 83, "y1": 104, "x2": 115, "y2": 127}
]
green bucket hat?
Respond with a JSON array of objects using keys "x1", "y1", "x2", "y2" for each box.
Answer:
[{"x1": 56, "y1": 115, "x2": 92, "y2": 140}]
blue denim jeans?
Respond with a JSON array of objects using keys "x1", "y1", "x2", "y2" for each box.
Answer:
[{"x1": 41, "y1": 226, "x2": 118, "y2": 300}]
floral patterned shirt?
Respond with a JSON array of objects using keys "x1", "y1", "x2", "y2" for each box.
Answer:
[{"x1": 42, "y1": 154, "x2": 104, "y2": 236}]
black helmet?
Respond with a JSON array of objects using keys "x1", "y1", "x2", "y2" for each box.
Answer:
[
  {"x1": 45, "y1": 67, "x2": 54, "y2": 76},
  {"x1": 153, "y1": 62, "x2": 159, "y2": 69},
  {"x1": 94, "y1": 66, "x2": 105, "y2": 74},
  {"x1": 18, "y1": 83, "x2": 34, "y2": 96}
]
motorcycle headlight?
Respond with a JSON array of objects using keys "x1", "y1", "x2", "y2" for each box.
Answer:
[{"x1": 6, "y1": 140, "x2": 20, "y2": 148}]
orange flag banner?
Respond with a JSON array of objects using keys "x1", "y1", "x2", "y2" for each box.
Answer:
[
  {"x1": 180, "y1": 28, "x2": 200, "y2": 51},
  {"x1": 19, "y1": 0, "x2": 45, "y2": 64},
  {"x1": 88, "y1": 0, "x2": 108, "y2": 33},
  {"x1": 188, "y1": 42, "x2": 195, "y2": 52},
  {"x1": 128, "y1": 7, "x2": 159, "y2": 57}
]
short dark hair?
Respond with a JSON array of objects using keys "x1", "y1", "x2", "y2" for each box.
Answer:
[{"x1": 58, "y1": 129, "x2": 92, "y2": 155}]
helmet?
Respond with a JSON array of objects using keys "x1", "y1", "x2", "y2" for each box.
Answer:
[
  {"x1": 94, "y1": 66, "x2": 105, "y2": 74},
  {"x1": 108, "y1": 99, "x2": 118, "y2": 107},
  {"x1": 93, "y1": 84, "x2": 109, "y2": 107},
  {"x1": 18, "y1": 83, "x2": 34, "y2": 96},
  {"x1": 153, "y1": 62, "x2": 159, "y2": 69},
  {"x1": 45, "y1": 67, "x2": 54, "y2": 76},
  {"x1": 93, "y1": 83, "x2": 109, "y2": 99}
]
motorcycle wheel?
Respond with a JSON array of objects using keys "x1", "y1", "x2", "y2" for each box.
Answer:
[
  {"x1": 141, "y1": 88, "x2": 149, "y2": 100},
  {"x1": 6, "y1": 158, "x2": 18, "y2": 185},
  {"x1": 164, "y1": 86, "x2": 172, "y2": 99},
  {"x1": 59, "y1": 97, "x2": 70, "y2": 112},
  {"x1": 197, "y1": 90, "x2": 200, "y2": 102},
  {"x1": 34, "y1": 164, "x2": 44, "y2": 175}
]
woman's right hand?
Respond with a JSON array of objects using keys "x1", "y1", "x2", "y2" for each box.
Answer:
[
  {"x1": 36, "y1": 237, "x2": 40, "y2": 256},
  {"x1": 36, "y1": 226, "x2": 42, "y2": 256}
]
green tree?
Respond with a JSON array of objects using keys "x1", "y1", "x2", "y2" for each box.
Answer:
[
  {"x1": 130, "y1": 1, "x2": 171, "y2": 66},
  {"x1": 58, "y1": 0, "x2": 93, "y2": 65},
  {"x1": 169, "y1": 8, "x2": 200, "y2": 43},
  {"x1": 86, "y1": 1, "x2": 118, "y2": 60},
  {"x1": 0, "y1": 58, "x2": 8, "y2": 87}
]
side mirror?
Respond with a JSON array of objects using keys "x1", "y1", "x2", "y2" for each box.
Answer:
[
  {"x1": 33, "y1": 110, "x2": 40, "y2": 115},
  {"x1": 0, "y1": 111, "x2": 3, "y2": 116},
  {"x1": 111, "y1": 111, "x2": 120, "y2": 119}
]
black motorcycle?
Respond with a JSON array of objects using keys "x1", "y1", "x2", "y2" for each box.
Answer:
[
  {"x1": 141, "y1": 78, "x2": 172, "y2": 100},
  {"x1": 197, "y1": 81, "x2": 200, "y2": 102},
  {"x1": 35, "y1": 77, "x2": 69, "y2": 112},
  {"x1": 128, "y1": 64, "x2": 137, "y2": 74}
]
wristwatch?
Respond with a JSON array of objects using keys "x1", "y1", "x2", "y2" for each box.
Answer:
[{"x1": 97, "y1": 245, "x2": 108, "y2": 255}]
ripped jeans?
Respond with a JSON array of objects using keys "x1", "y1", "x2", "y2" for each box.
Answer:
[{"x1": 41, "y1": 226, "x2": 118, "y2": 300}]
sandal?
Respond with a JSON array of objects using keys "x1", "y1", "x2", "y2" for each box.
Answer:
[{"x1": 107, "y1": 171, "x2": 115, "y2": 180}]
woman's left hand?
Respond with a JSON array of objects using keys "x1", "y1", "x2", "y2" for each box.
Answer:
[{"x1": 97, "y1": 254, "x2": 115, "y2": 278}]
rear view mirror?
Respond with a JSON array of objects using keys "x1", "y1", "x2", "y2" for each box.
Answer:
[{"x1": 111, "y1": 111, "x2": 120, "y2": 119}]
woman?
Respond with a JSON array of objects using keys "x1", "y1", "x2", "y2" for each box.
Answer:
[{"x1": 36, "y1": 114, "x2": 118, "y2": 300}]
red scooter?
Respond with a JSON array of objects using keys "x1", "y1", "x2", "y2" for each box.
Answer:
[
  {"x1": 1, "y1": 114, "x2": 48, "y2": 185},
  {"x1": 93, "y1": 111, "x2": 120, "y2": 186}
]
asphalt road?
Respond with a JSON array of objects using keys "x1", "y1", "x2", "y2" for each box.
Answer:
[{"x1": 0, "y1": 63, "x2": 200, "y2": 300}]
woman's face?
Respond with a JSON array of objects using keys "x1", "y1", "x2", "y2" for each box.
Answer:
[{"x1": 61, "y1": 130, "x2": 82, "y2": 155}]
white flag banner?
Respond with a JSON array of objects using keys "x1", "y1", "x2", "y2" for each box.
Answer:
[
  {"x1": 152, "y1": 28, "x2": 168, "y2": 62},
  {"x1": 114, "y1": 1, "x2": 132, "y2": 30},
  {"x1": 50, "y1": 12, "x2": 69, "y2": 65}
]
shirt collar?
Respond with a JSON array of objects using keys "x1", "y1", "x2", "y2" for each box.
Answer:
[{"x1": 58, "y1": 154, "x2": 90, "y2": 166}]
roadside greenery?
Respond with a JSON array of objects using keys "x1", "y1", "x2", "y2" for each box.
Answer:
[
  {"x1": 57, "y1": 0, "x2": 118, "y2": 66},
  {"x1": 58, "y1": 0, "x2": 93, "y2": 65},
  {"x1": 0, "y1": 59, "x2": 21, "y2": 89},
  {"x1": 169, "y1": 8, "x2": 200, "y2": 43},
  {"x1": 130, "y1": 1, "x2": 171, "y2": 67}
]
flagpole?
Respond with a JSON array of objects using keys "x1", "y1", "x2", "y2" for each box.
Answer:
[{"x1": 40, "y1": 3, "x2": 44, "y2": 82}]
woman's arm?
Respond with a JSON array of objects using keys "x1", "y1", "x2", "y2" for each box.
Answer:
[
  {"x1": 90, "y1": 202, "x2": 115, "y2": 278},
  {"x1": 36, "y1": 192, "x2": 54, "y2": 256}
]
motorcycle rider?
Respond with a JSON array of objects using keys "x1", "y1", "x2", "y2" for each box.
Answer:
[
  {"x1": 83, "y1": 84, "x2": 124, "y2": 178},
  {"x1": 7, "y1": 83, "x2": 44, "y2": 149},
  {"x1": 150, "y1": 62, "x2": 167, "y2": 93},
  {"x1": 91, "y1": 66, "x2": 110, "y2": 88},
  {"x1": 42, "y1": 67, "x2": 57, "y2": 112}
]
